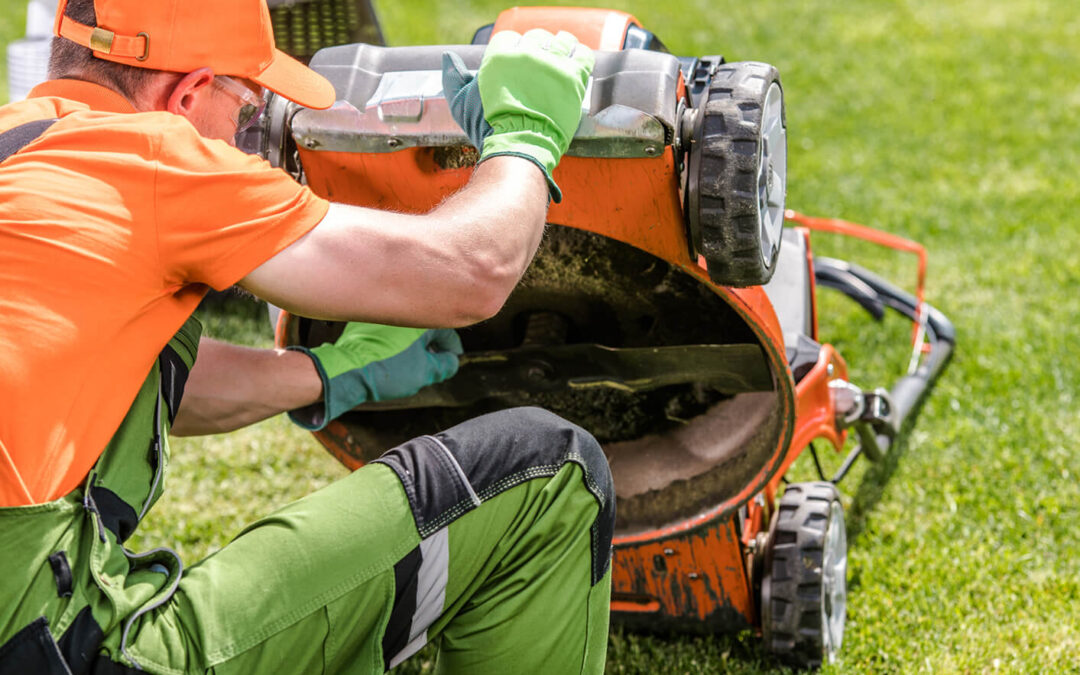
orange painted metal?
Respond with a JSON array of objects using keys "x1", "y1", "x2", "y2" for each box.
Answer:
[
  {"x1": 741, "y1": 493, "x2": 769, "y2": 549},
  {"x1": 313, "y1": 419, "x2": 363, "y2": 471},
  {"x1": 551, "y1": 152, "x2": 690, "y2": 264},
  {"x1": 792, "y1": 345, "x2": 849, "y2": 455},
  {"x1": 761, "y1": 345, "x2": 851, "y2": 499},
  {"x1": 300, "y1": 147, "x2": 471, "y2": 214},
  {"x1": 611, "y1": 517, "x2": 754, "y2": 626},
  {"x1": 785, "y1": 209, "x2": 929, "y2": 351},
  {"x1": 610, "y1": 598, "x2": 661, "y2": 614},
  {"x1": 299, "y1": 145, "x2": 696, "y2": 267},
  {"x1": 493, "y1": 7, "x2": 639, "y2": 50}
]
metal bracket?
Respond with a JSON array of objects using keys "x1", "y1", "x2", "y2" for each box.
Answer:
[{"x1": 830, "y1": 380, "x2": 898, "y2": 463}]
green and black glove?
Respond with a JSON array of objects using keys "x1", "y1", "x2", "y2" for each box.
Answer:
[
  {"x1": 442, "y1": 29, "x2": 595, "y2": 202},
  {"x1": 288, "y1": 323, "x2": 462, "y2": 430}
]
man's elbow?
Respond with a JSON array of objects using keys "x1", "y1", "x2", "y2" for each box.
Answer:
[{"x1": 447, "y1": 261, "x2": 523, "y2": 326}]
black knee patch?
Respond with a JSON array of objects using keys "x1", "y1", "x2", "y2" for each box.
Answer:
[{"x1": 375, "y1": 407, "x2": 615, "y2": 585}]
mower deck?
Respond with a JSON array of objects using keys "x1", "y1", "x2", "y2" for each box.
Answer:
[{"x1": 260, "y1": 4, "x2": 955, "y2": 668}]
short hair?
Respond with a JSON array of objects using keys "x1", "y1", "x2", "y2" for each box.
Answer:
[{"x1": 49, "y1": 0, "x2": 156, "y2": 100}]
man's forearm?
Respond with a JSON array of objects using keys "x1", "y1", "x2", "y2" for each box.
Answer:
[
  {"x1": 170, "y1": 337, "x2": 322, "y2": 436},
  {"x1": 422, "y1": 156, "x2": 551, "y2": 318},
  {"x1": 239, "y1": 155, "x2": 550, "y2": 328}
]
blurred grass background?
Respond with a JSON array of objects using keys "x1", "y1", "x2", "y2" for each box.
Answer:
[{"x1": 3, "y1": 0, "x2": 1080, "y2": 672}]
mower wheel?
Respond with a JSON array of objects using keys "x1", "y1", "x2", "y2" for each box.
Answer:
[
  {"x1": 761, "y1": 481, "x2": 846, "y2": 669},
  {"x1": 687, "y1": 61, "x2": 786, "y2": 287}
]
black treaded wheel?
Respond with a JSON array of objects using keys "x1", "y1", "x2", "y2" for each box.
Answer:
[
  {"x1": 761, "y1": 481, "x2": 847, "y2": 669},
  {"x1": 687, "y1": 61, "x2": 787, "y2": 287}
]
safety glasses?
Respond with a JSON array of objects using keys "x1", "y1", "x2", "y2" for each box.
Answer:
[{"x1": 213, "y1": 75, "x2": 266, "y2": 134}]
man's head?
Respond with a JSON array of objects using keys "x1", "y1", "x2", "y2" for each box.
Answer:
[{"x1": 50, "y1": 0, "x2": 335, "y2": 142}]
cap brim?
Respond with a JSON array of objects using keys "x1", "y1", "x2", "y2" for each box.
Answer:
[{"x1": 252, "y1": 49, "x2": 336, "y2": 110}]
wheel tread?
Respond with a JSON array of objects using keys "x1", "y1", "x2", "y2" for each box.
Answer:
[
  {"x1": 761, "y1": 481, "x2": 845, "y2": 669},
  {"x1": 689, "y1": 61, "x2": 785, "y2": 286}
]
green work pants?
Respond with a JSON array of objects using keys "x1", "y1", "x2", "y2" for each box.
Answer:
[{"x1": 1, "y1": 407, "x2": 615, "y2": 675}]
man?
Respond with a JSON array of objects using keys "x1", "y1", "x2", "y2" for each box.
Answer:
[{"x1": 0, "y1": 0, "x2": 614, "y2": 673}]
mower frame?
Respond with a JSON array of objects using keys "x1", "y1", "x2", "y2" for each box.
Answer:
[{"x1": 261, "y1": 5, "x2": 955, "y2": 669}]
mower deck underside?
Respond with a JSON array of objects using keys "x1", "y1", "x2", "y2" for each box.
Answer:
[{"x1": 289, "y1": 227, "x2": 783, "y2": 535}]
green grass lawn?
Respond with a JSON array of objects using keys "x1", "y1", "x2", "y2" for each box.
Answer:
[{"x1": 4, "y1": 0, "x2": 1080, "y2": 672}]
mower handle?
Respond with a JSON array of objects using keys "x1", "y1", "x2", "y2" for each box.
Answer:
[{"x1": 814, "y1": 257, "x2": 955, "y2": 458}]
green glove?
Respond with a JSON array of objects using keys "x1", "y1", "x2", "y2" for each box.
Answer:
[
  {"x1": 442, "y1": 29, "x2": 594, "y2": 202},
  {"x1": 288, "y1": 323, "x2": 462, "y2": 430},
  {"x1": 442, "y1": 51, "x2": 491, "y2": 153}
]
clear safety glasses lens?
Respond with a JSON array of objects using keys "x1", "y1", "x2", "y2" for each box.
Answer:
[
  {"x1": 237, "y1": 103, "x2": 261, "y2": 130},
  {"x1": 214, "y1": 75, "x2": 266, "y2": 134}
]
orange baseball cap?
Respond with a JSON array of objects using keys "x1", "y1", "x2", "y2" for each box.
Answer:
[{"x1": 53, "y1": 0, "x2": 336, "y2": 109}]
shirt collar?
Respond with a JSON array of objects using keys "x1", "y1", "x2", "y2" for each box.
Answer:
[{"x1": 28, "y1": 79, "x2": 138, "y2": 114}]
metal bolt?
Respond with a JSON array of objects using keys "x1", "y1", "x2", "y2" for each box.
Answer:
[
  {"x1": 754, "y1": 532, "x2": 769, "y2": 555},
  {"x1": 303, "y1": 138, "x2": 320, "y2": 149},
  {"x1": 644, "y1": 146, "x2": 659, "y2": 156},
  {"x1": 387, "y1": 137, "x2": 401, "y2": 148},
  {"x1": 664, "y1": 548, "x2": 675, "y2": 556},
  {"x1": 688, "y1": 572, "x2": 699, "y2": 580},
  {"x1": 525, "y1": 360, "x2": 555, "y2": 382},
  {"x1": 526, "y1": 366, "x2": 546, "y2": 381}
]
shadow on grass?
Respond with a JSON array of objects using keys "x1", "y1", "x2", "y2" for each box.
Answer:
[
  {"x1": 845, "y1": 391, "x2": 935, "y2": 547},
  {"x1": 605, "y1": 626, "x2": 792, "y2": 675},
  {"x1": 393, "y1": 627, "x2": 793, "y2": 675},
  {"x1": 844, "y1": 301, "x2": 956, "y2": 545},
  {"x1": 845, "y1": 432, "x2": 909, "y2": 544}
]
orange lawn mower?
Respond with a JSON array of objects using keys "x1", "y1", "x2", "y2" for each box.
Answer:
[{"x1": 248, "y1": 4, "x2": 955, "y2": 669}]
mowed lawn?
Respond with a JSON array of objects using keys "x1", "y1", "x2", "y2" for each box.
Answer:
[{"x1": 3, "y1": 1, "x2": 1079, "y2": 672}]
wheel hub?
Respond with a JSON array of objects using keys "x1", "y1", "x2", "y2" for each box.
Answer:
[
  {"x1": 821, "y1": 499, "x2": 848, "y2": 662},
  {"x1": 757, "y1": 81, "x2": 787, "y2": 267}
]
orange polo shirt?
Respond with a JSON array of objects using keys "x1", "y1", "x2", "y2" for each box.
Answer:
[{"x1": 0, "y1": 79, "x2": 329, "y2": 506}]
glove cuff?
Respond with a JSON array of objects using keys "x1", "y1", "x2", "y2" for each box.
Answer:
[
  {"x1": 480, "y1": 132, "x2": 563, "y2": 203},
  {"x1": 285, "y1": 345, "x2": 333, "y2": 431}
]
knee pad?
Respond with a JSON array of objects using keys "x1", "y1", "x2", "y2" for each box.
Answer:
[{"x1": 375, "y1": 407, "x2": 615, "y2": 585}]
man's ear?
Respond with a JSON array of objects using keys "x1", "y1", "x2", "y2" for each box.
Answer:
[{"x1": 167, "y1": 67, "x2": 216, "y2": 116}]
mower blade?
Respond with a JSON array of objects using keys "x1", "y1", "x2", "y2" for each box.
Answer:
[{"x1": 357, "y1": 343, "x2": 772, "y2": 410}]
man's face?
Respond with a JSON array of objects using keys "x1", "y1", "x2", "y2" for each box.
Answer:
[{"x1": 185, "y1": 75, "x2": 265, "y2": 146}]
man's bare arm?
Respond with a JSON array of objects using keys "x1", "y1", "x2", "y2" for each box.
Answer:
[
  {"x1": 177, "y1": 158, "x2": 545, "y2": 436},
  {"x1": 240, "y1": 156, "x2": 549, "y2": 327},
  {"x1": 169, "y1": 338, "x2": 322, "y2": 436}
]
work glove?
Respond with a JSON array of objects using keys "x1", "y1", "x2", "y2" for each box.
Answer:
[
  {"x1": 441, "y1": 29, "x2": 595, "y2": 203},
  {"x1": 287, "y1": 323, "x2": 462, "y2": 430}
]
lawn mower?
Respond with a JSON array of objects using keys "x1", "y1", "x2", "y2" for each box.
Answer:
[{"x1": 241, "y1": 2, "x2": 955, "y2": 669}]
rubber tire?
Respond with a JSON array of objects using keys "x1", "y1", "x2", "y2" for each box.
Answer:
[
  {"x1": 692, "y1": 61, "x2": 786, "y2": 287},
  {"x1": 761, "y1": 482, "x2": 846, "y2": 669}
]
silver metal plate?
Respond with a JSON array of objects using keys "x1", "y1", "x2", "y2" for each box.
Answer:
[{"x1": 292, "y1": 44, "x2": 681, "y2": 158}]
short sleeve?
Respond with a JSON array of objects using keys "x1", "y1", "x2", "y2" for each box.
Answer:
[{"x1": 152, "y1": 119, "x2": 329, "y2": 290}]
